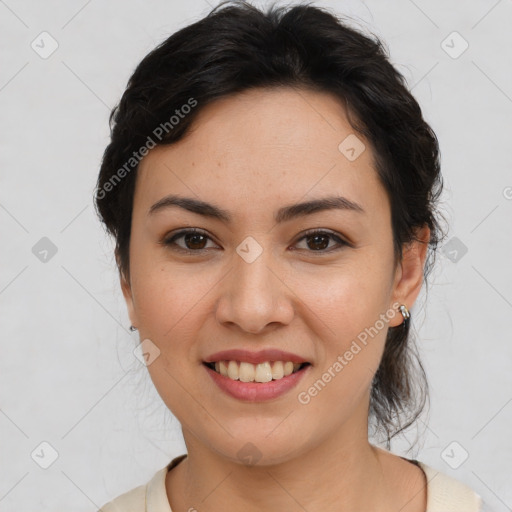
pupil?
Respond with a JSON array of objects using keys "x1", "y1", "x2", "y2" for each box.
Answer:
[
  {"x1": 308, "y1": 234, "x2": 328, "y2": 250},
  {"x1": 186, "y1": 233, "x2": 206, "y2": 250}
]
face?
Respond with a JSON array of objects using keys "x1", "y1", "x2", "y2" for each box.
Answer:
[{"x1": 121, "y1": 86, "x2": 428, "y2": 465}]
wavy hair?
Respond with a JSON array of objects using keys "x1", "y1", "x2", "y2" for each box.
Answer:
[{"x1": 94, "y1": 0, "x2": 446, "y2": 448}]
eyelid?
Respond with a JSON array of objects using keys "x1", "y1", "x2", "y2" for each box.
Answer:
[
  {"x1": 161, "y1": 227, "x2": 351, "y2": 254},
  {"x1": 296, "y1": 228, "x2": 351, "y2": 247},
  {"x1": 161, "y1": 228, "x2": 218, "y2": 251}
]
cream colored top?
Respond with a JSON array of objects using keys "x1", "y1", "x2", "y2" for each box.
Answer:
[{"x1": 98, "y1": 454, "x2": 485, "y2": 512}]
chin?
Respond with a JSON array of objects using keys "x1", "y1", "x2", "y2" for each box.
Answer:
[{"x1": 208, "y1": 430, "x2": 310, "y2": 468}]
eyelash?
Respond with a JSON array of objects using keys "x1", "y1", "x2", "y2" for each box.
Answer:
[{"x1": 161, "y1": 228, "x2": 349, "y2": 255}]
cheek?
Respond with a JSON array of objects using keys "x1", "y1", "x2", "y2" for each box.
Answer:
[
  {"x1": 130, "y1": 260, "x2": 227, "y2": 383},
  {"x1": 133, "y1": 266, "x2": 209, "y2": 407},
  {"x1": 298, "y1": 257, "x2": 394, "y2": 332},
  {"x1": 295, "y1": 260, "x2": 392, "y2": 385}
]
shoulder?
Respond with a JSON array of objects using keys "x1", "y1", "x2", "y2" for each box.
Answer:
[
  {"x1": 97, "y1": 464, "x2": 171, "y2": 512},
  {"x1": 373, "y1": 445, "x2": 485, "y2": 512},
  {"x1": 417, "y1": 461, "x2": 484, "y2": 512},
  {"x1": 97, "y1": 482, "x2": 146, "y2": 512}
]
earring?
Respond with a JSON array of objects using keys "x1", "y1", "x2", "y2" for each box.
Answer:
[
  {"x1": 399, "y1": 304, "x2": 410, "y2": 325},
  {"x1": 129, "y1": 325, "x2": 137, "y2": 332}
]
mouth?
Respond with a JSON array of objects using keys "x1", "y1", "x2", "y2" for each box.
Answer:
[{"x1": 203, "y1": 360, "x2": 311, "y2": 383}]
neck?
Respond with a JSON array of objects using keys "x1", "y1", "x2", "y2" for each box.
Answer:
[{"x1": 167, "y1": 419, "x2": 405, "y2": 511}]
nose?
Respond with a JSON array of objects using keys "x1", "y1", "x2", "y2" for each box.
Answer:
[{"x1": 214, "y1": 244, "x2": 295, "y2": 335}]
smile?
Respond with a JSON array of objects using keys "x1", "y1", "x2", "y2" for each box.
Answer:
[
  {"x1": 204, "y1": 360, "x2": 310, "y2": 383},
  {"x1": 203, "y1": 360, "x2": 311, "y2": 402}
]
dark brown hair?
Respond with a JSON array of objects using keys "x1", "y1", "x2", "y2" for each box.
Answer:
[{"x1": 94, "y1": 0, "x2": 446, "y2": 448}]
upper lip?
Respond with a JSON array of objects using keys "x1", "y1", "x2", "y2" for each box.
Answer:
[{"x1": 204, "y1": 349, "x2": 309, "y2": 365}]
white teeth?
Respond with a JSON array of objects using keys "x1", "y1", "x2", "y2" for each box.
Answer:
[
  {"x1": 210, "y1": 360, "x2": 304, "y2": 382},
  {"x1": 271, "y1": 361, "x2": 284, "y2": 380},
  {"x1": 219, "y1": 360, "x2": 229, "y2": 377},
  {"x1": 283, "y1": 361, "x2": 294, "y2": 376},
  {"x1": 255, "y1": 362, "x2": 273, "y2": 383},
  {"x1": 239, "y1": 362, "x2": 255, "y2": 382},
  {"x1": 227, "y1": 360, "x2": 239, "y2": 380}
]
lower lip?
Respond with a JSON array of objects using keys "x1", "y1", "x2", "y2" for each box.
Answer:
[{"x1": 204, "y1": 364, "x2": 310, "y2": 402}]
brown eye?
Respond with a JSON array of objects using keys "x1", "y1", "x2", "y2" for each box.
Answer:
[
  {"x1": 163, "y1": 228, "x2": 217, "y2": 252},
  {"x1": 294, "y1": 230, "x2": 348, "y2": 253},
  {"x1": 162, "y1": 228, "x2": 348, "y2": 255},
  {"x1": 183, "y1": 232, "x2": 208, "y2": 250}
]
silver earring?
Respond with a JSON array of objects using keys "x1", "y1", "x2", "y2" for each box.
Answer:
[
  {"x1": 399, "y1": 304, "x2": 410, "y2": 325},
  {"x1": 129, "y1": 325, "x2": 137, "y2": 332}
]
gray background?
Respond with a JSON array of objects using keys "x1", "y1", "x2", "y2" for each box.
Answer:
[{"x1": 1, "y1": 0, "x2": 511, "y2": 510}]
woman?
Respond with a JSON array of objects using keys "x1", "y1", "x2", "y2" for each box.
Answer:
[{"x1": 94, "y1": 1, "x2": 488, "y2": 510}]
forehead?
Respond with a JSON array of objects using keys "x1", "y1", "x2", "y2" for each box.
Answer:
[{"x1": 134, "y1": 87, "x2": 387, "y2": 220}]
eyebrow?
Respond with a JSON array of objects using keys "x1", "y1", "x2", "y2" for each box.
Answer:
[{"x1": 148, "y1": 194, "x2": 365, "y2": 223}]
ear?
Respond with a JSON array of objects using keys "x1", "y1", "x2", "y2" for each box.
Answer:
[
  {"x1": 388, "y1": 225, "x2": 430, "y2": 327},
  {"x1": 118, "y1": 262, "x2": 138, "y2": 329}
]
